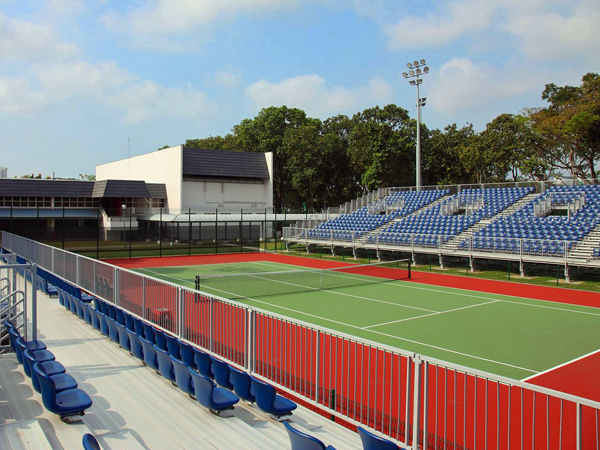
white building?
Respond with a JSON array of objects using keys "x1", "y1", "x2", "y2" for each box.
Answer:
[
  {"x1": 0, "y1": 167, "x2": 7, "y2": 178},
  {"x1": 96, "y1": 146, "x2": 273, "y2": 214}
]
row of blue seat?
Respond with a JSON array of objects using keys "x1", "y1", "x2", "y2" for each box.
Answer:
[
  {"x1": 4, "y1": 319, "x2": 93, "y2": 421},
  {"x1": 51, "y1": 270, "x2": 301, "y2": 421},
  {"x1": 45, "y1": 269, "x2": 405, "y2": 449}
]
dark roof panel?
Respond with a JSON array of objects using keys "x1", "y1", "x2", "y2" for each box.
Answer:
[
  {"x1": 182, "y1": 148, "x2": 270, "y2": 179},
  {"x1": 92, "y1": 180, "x2": 151, "y2": 198},
  {"x1": 146, "y1": 183, "x2": 167, "y2": 199},
  {"x1": 0, "y1": 179, "x2": 94, "y2": 197}
]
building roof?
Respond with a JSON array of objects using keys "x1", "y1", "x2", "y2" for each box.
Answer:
[
  {"x1": 0, "y1": 208, "x2": 99, "y2": 218},
  {"x1": 182, "y1": 148, "x2": 270, "y2": 179},
  {"x1": 146, "y1": 183, "x2": 167, "y2": 199},
  {"x1": 0, "y1": 179, "x2": 94, "y2": 197},
  {"x1": 92, "y1": 180, "x2": 151, "y2": 198}
]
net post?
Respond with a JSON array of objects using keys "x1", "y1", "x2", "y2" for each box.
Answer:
[
  {"x1": 408, "y1": 258, "x2": 411, "y2": 280},
  {"x1": 319, "y1": 270, "x2": 323, "y2": 291}
]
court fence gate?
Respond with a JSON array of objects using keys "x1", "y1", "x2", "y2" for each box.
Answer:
[{"x1": 2, "y1": 231, "x2": 599, "y2": 450}]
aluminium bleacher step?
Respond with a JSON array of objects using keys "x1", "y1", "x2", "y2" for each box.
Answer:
[{"x1": 0, "y1": 419, "x2": 53, "y2": 450}]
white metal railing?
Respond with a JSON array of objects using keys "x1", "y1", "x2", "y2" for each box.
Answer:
[{"x1": 3, "y1": 231, "x2": 599, "y2": 449}]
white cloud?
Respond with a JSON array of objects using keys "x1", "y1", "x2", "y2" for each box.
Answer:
[
  {"x1": 34, "y1": 61, "x2": 134, "y2": 100},
  {"x1": 504, "y1": 0, "x2": 600, "y2": 62},
  {"x1": 106, "y1": 81, "x2": 212, "y2": 123},
  {"x1": 0, "y1": 14, "x2": 79, "y2": 61},
  {"x1": 427, "y1": 57, "x2": 542, "y2": 114},
  {"x1": 246, "y1": 74, "x2": 394, "y2": 117},
  {"x1": 383, "y1": 0, "x2": 497, "y2": 49},
  {"x1": 213, "y1": 66, "x2": 243, "y2": 89},
  {"x1": 100, "y1": 0, "x2": 296, "y2": 51},
  {"x1": 0, "y1": 77, "x2": 45, "y2": 114}
]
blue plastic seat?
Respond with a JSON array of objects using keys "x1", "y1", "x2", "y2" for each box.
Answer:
[
  {"x1": 24, "y1": 351, "x2": 77, "y2": 393},
  {"x1": 142, "y1": 323, "x2": 156, "y2": 344},
  {"x1": 139, "y1": 336, "x2": 159, "y2": 370},
  {"x1": 106, "y1": 317, "x2": 120, "y2": 344},
  {"x1": 209, "y1": 355, "x2": 233, "y2": 390},
  {"x1": 188, "y1": 368, "x2": 239, "y2": 416},
  {"x1": 193, "y1": 348, "x2": 213, "y2": 379},
  {"x1": 97, "y1": 311, "x2": 109, "y2": 337},
  {"x1": 15, "y1": 338, "x2": 53, "y2": 367},
  {"x1": 284, "y1": 421, "x2": 337, "y2": 450},
  {"x1": 154, "y1": 346, "x2": 176, "y2": 383},
  {"x1": 88, "y1": 306, "x2": 101, "y2": 331},
  {"x1": 82, "y1": 303, "x2": 92, "y2": 325},
  {"x1": 125, "y1": 327, "x2": 144, "y2": 360},
  {"x1": 8, "y1": 327, "x2": 46, "y2": 355},
  {"x1": 164, "y1": 333, "x2": 180, "y2": 359},
  {"x1": 115, "y1": 321, "x2": 131, "y2": 351},
  {"x1": 171, "y1": 355, "x2": 195, "y2": 397},
  {"x1": 250, "y1": 375, "x2": 297, "y2": 419},
  {"x1": 34, "y1": 363, "x2": 92, "y2": 421},
  {"x1": 178, "y1": 341, "x2": 195, "y2": 369},
  {"x1": 153, "y1": 329, "x2": 167, "y2": 351},
  {"x1": 357, "y1": 426, "x2": 401, "y2": 450},
  {"x1": 82, "y1": 433, "x2": 101, "y2": 450},
  {"x1": 228, "y1": 365, "x2": 255, "y2": 403}
]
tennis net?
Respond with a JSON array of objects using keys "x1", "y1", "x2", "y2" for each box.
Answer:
[{"x1": 195, "y1": 259, "x2": 411, "y2": 300}]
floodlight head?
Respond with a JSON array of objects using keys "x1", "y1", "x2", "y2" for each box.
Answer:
[
  {"x1": 402, "y1": 72, "x2": 408, "y2": 78},
  {"x1": 420, "y1": 59, "x2": 426, "y2": 65},
  {"x1": 121, "y1": 204, "x2": 127, "y2": 210},
  {"x1": 413, "y1": 60, "x2": 419, "y2": 67},
  {"x1": 423, "y1": 66, "x2": 429, "y2": 73},
  {"x1": 409, "y1": 80, "x2": 416, "y2": 85},
  {"x1": 406, "y1": 62, "x2": 413, "y2": 69},
  {"x1": 422, "y1": 97, "x2": 427, "y2": 102},
  {"x1": 409, "y1": 70, "x2": 415, "y2": 76},
  {"x1": 416, "y1": 68, "x2": 422, "y2": 74}
]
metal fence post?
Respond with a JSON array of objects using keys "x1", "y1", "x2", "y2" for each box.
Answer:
[
  {"x1": 411, "y1": 356, "x2": 422, "y2": 448},
  {"x1": 246, "y1": 307, "x2": 253, "y2": 372},
  {"x1": 178, "y1": 287, "x2": 184, "y2": 338},
  {"x1": 31, "y1": 264, "x2": 38, "y2": 341}
]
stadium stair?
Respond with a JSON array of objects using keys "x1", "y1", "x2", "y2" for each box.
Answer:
[
  {"x1": 443, "y1": 192, "x2": 539, "y2": 251},
  {"x1": 566, "y1": 221, "x2": 600, "y2": 263}
]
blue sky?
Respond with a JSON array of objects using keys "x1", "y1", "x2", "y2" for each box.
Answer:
[{"x1": 1, "y1": 0, "x2": 598, "y2": 178}]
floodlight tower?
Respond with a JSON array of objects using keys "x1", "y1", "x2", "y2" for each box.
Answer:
[{"x1": 402, "y1": 59, "x2": 429, "y2": 190}]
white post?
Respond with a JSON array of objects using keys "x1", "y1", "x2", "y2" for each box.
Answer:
[{"x1": 416, "y1": 81, "x2": 422, "y2": 191}]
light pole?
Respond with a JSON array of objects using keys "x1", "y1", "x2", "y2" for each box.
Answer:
[{"x1": 403, "y1": 59, "x2": 429, "y2": 190}]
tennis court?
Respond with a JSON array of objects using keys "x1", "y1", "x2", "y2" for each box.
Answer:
[{"x1": 132, "y1": 258, "x2": 600, "y2": 382}]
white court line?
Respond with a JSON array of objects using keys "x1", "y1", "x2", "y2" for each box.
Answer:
[
  {"x1": 251, "y1": 260, "x2": 600, "y2": 317},
  {"x1": 363, "y1": 300, "x2": 501, "y2": 329},
  {"x1": 136, "y1": 267, "x2": 195, "y2": 287},
  {"x1": 138, "y1": 264, "x2": 538, "y2": 374},
  {"x1": 521, "y1": 348, "x2": 600, "y2": 382}
]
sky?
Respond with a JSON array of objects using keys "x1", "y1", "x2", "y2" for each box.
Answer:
[{"x1": 1, "y1": 0, "x2": 599, "y2": 179}]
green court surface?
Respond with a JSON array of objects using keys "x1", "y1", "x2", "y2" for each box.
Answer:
[{"x1": 133, "y1": 260, "x2": 600, "y2": 381}]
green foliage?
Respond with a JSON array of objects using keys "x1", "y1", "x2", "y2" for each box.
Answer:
[
  {"x1": 79, "y1": 174, "x2": 96, "y2": 181},
  {"x1": 181, "y1": 72, "x2": 598, "y2": 210}
]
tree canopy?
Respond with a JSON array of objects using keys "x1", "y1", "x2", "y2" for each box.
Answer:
[{"x1": 184, "y1": 72, "x2": 599, "y2": 212}]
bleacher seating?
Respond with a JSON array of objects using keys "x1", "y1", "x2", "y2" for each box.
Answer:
[
  {"x1": 307, "y1": 190, "x2": 450, "y2": 241},
  {"x1": 462, "y1": 185, "x2": 600, "y2": 256},
  {"x1": 250, "y1": 375, "x2": 297, "y2": 420},
  {"x1": 357, "y1": 426, "x2": 402, "y2": 450},
  {"x1": 188, "y1": 369, "x2": 240, "y2": 415},
  {"x1": 370, "y1": 187, "x2": 533, "y2": 247}
]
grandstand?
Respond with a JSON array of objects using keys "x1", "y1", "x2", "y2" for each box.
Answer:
[{"x1": 284, "y1": 181, "x2": 600, "y2": 280}]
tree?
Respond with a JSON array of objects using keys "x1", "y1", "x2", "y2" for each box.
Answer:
[
  {"x1": 529, "y1": 73, "x2": 600, "y2": 181},
  {"x1": 348, "y1": 105, "x2": 416, "y2": 191},
  {"x1": 185, "y1": 135, "x2": 238, "y2": 150},
  {"x1": 232, "y1": 106, "x2": 319, "y2": 211},
  {"x1": 422, "y1": 123, "x2": 475, "y2": 185},
  {"x1": 79, "y1": 174, "x2": 96, "y2": 181}
]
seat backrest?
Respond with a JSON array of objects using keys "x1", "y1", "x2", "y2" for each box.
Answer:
[
  {"x1": 193, "y1": 349, "x2": 213, "y2": 378},
  {"x1": 209, "y1": 356, "x2": 232, "y2": 389},
  {"x1": 283, "y1": 421, "x2": 326, "y2": 450},
  {"x1": 33, "y1": 362, "x2": 58, "y2": 412},
  {"x1": 142, "y1": 323, "x2": 156, "y2": 344},
  {"x1": 14, "y1": 336, "x2": 28, "y2": 363},
  {"x1": 250, "y1": 376, "x2": 276, "y2": 412},
  {"x1": 124, "y1": 312, "x2": 135, "y2": 331},
  {"x1": 22, "y1": 349, "x2": 36, "y2": 379},
  {"x1": 154, "y1": 345, "x2": 173, "y2": 371},
  {"x1": 133, "y1": 317, "x2": 145, "y2": 336},
  {"x1": 7, "y1": 327, "x2": 20, "y2": 352},
  {"x1": 164, "y1": 333, "x2": 180, "y2": 358},
  {"x1": 357, "y1": 427, "x2": 399, "y2": 450},
  {"x1": 153, "y1": 329, "x2": 167, "y2": 350},
  {"x1": 171, "y1": 355, "x2": 194, "y2": 395},
  {"x1": 82, "y1": 433, "x2": 101, "y2": 450},
  {"x1": 115, "y1": 308, "x2": 125, "y2": 325},
  {"x1": 229, "y1": 365, "x2": 254, "y2": 402},
  {"x1": 188, "y1": 368, "x2": 215, "y2": 410},
  {"x1": 178, "y1": 341, "x2": 195, "y2": 368}
]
